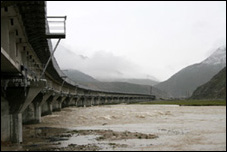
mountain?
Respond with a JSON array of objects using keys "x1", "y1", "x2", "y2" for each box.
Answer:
[
  {"x1": 81, "y1": 81, "x2": 169, "y2": 99},
  {"x1": 155, "y1": 46, "x2": 226, "y2": 98},
  {"x1": 63, "y1": 69, "x2": 169, "y2": 99},
  {"x1": 99, "y1": 78, "x2": 160, "y2": 86},
  {"x1": 190, "y1": 67, "x2": 226, "y2": 100},
  {"x1": 62, "y1": 69, "x2": 98, "y2": 84}
]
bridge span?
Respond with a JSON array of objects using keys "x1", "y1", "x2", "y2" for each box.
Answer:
[{"x1": 1, "y1": 1, "x2": 155, "y2": 143}]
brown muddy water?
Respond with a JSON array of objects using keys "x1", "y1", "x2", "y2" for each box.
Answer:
[{"x1": 1, "y1": 104, "x2": 226, "y2": 151}]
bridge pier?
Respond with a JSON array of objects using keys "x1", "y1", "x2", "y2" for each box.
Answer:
[
  {"x1": 118, "y1": 97, "x2": 122, "y2": 103},
  {"x1": 86, "y1": 97, "x2": 93, "y2": 107},
  {"x1": 41, "y1": 95, "x2": 54, "y2": 116},
  {"x1": 94, "y1": 97, "x2": 100, "y2": 105},
  {"x1": 1, "y1": 96, "x2": 11, "y2": 142},
  {"x1": 75, "y1": 96, "x2": 81, "y2": 107},
  {"x1": 90, "y1": 97, "x2": 94, "y2": 106},
  {"x1": 53, "y1": 96, "x2": 66, "y2": 111},
  {"x1": 62, "y1": 96, "x2": 74, "y2": 108},
  {"x1": 67, "y1": 97, "x2": 75, "y2": 107},
  {"x1": 11, "y1": 113, "x2": 23, "y2": 143},
  {"x1": 22, "y1": 103, "x2": 35, "y2": 124},
  {"x1": 50, "y1": 95, "x2": 60, "y2": 111},
  {"x1": 104, "y1": 97, "x2": 108, "y2": 104},
  {"x1": 68, "y1": 97, "x2": 76, "y2": 106},
  {"x1": 1, "y1": 80, "x2": 46, "y2": 143},
  {"x1": 114, "y1": 97, "x2": 119, "y2": 104},
  {"x1": 83, "y1": 97, "x2": 87, "y2": 107},
  {"x1": 126, "y1": 97, "x2": 130, "y2": 103},
  {"x1": 77, "y1": 96, "x2": 84, "y2": 107}
]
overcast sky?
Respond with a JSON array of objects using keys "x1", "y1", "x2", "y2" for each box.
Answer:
[{"x1": 47, "y1": 1, "x2": 226, "y2": 81}]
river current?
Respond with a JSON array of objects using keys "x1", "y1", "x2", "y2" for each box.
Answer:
[{"x1": 1, "y1": 104, "x2": 226, "y2": 151}]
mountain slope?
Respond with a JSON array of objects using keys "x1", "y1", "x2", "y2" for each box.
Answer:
[
  {"x1": 155, "y1": 46, "x2": 226, "y2": 98},
  {"x1": 82, "y1": 81, "x2": 170, "y2": 98},
  {"x1": 99, "y1": 78, "x2": 160, "y2": 86},
  {"x1": 63, "y1": 69, "x2": 98, "y2": 83},
  {"x1": 190, "y1": 67, "x2": 226, "y2": 100},
  {"x1": 63, "y1": 69, "x2": 169, "y2": 98}
]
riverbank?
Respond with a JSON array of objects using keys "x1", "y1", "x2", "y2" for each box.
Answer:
[{"x1": 1, "y1": 104, "x2": 226, "y2": 151}]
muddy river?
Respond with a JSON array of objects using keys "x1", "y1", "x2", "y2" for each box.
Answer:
[{"x1": 1, "y1": 104, "x2": 226, "y2": 151}]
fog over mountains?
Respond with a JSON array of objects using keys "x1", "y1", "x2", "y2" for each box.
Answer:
[
  {"x1": 55, "y1": 45, "x2": 157, "y2": 81},
  {"x1": 60, "y1": 45, "x2": 226, "y2": 99},
  {"x1": 62, "y1": 69, "x2": 169, "y2": 98}
]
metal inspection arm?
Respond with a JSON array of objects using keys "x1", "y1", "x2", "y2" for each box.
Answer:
[{"x1": 40, "y1": 38, "x2": 61, "y2": 79}]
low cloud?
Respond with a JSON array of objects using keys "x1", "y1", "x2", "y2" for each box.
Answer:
[{"x1": 54, "y1": 45, "x2": 145, "y2": 80}]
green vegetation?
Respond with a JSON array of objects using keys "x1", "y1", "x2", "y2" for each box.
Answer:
[
  {"x1": 134, "y1": 100, "x2": 226, "y2": 106},
  {"x1": 190, "y1": 67, "x2": 226, "y2": 100}
]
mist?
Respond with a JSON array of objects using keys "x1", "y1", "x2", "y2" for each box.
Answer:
[{"x1": 54, "y1": 44, "x2": 159, "y2": 81}]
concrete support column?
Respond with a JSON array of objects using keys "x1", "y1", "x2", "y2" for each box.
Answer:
[
  {"x1": 62, "y1": 97, "x2": 74, "y2": 108},
  {"x1": 123, "y1": 97, "x2": 126, "y2": 103},
  {"x1": 58, "y1": 101, "x2": 62, "y2": 110},
  {"x1": 47, "y1": 101, "x2": 53, "y2": 115},
  {"x1": 95, "y1": 97, "x2": 99, "y2": 105},
  {"x1": 52, "y1": 95, "x2": 61, "y2": 111},
  {"x1": 75, "y1": 97, "x2": 80, "y2": 107},
  {"x1": 110, "y1": 97, "x2": 114, "y2": 104},
  {"x1": 10, "y1": 113, "x2": 22, "y2": 143},
  {"x1": 67, "y1": 97, "x2": 74, "y2": 106},
  {"x1": 90, "y1": 97, "x2": 94, "y2": 106},
  {"x1": 42, "y1": 95, "x2": 54, "y2": 116},
  {"x1": 103, "y1": 98, "x2": 106, "y2": 105},
  {"x1": 34, "y1": 102, "x2": 41, "y2": 123},
  {"x1": 83, "y1": 97, "x2": 87, "y2": 107},
  {"x1": 129, "y1": 98, "x2": 132, "y2": 104},
  {"x1": 2, "y1": 80, "x2": 46, "y2": 143},
  {"x1": 96, "y1": 97, "x2": 100, "y2": 105},
  {"x1": 99, "y1": 98, "x2": 103, "y2": 105},
  {"x1": 119, "y1": 97, "x2": 122, "y2": 103},
  {"x1": 23, "y1": 93, "x2": 43, "y2": 124},
  {"x1": 76, "y1": 98, "x2": 82, "y2": 107},
  {"x1": 86, "y1": 97, "x2": 92, "y2": 107},
  {"x1": 40, "y1": 92, "x2": 53, "y2": 116},
  {"x1": 58, "y1": 96, "x2": 66, "y2": 110},
  {"x1": 116, "y1": 97, "x2": 120, "y2": 104},
  {"x1": 1, "y1": 96, "x2": 10, "y2": 142},
  {"x1": 22, "y1": 103, "x2": 35, "y2": 124},
  {"x1": 105, "y1": 98, "x2": 108, "y2": 105},
  {"x1": 126, "y1": 97, "x2": 130, "y2": 103}
]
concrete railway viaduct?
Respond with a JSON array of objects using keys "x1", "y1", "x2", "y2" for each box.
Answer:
[{"x1": 1, "y1": 1, "x2": 155, "y2": 143}]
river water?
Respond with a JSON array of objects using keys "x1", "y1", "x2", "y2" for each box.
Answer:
[{"x1": 1, "y1": 104, "x2": 226, "y2": 151}]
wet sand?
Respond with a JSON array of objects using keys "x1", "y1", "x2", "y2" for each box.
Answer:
[{"x1": 1, "y1": 104, "x2": 226, "y2": 151}]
